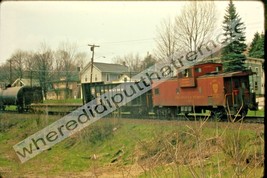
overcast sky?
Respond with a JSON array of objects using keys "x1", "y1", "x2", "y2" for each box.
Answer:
[{"x1": 0, "y1": 1, "x2": 264, "y2": 64}]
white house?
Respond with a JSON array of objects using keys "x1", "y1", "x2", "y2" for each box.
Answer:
[
  {"x1": 80, "y1": 62, "x2": 129, "y2": 84},
  {"x1": 244, "y1": 57, "x2": 265, "y2": 96},
  {"x1": 210, "y1": 57, "x2": 265, "y2": 96}
]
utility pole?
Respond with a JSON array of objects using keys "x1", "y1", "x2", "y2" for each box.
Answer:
[
  {"x1": 88, "y1": 44, "x2": 100, "y2": 84},
  {"x1": 8, "y1": 59, "x2": 12, "y2": 85},
  {"x1": 30, "y1": 70, "x2": 33, "y2": 87}
]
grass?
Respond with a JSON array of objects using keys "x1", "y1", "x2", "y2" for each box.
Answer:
[
  {"x1": 43, "y1": 98, "x2": 83, "y2": 104},
  {"x1": 2, "y1": 105, "x2": 17, "y2": 111},
  {"x1": 247, "y1": 109, "x2": 265, "y2": 117},
  {"x1": 0, "y1": 113, "x2": 264, "y2": 177}
]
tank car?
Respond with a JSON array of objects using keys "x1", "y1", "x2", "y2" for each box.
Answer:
[{"x1": 0, "y1": 86, "x2": 43, "y2": 113}]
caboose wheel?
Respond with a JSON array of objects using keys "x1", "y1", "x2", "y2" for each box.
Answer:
[
  {"x1": 211, "y1": 109, "x2": 227, "y2": 121},
  {"x1": 17, "y1": 106, "x2": 24, "y2": 113},
  {"x1": 240, "y1": 108, "x2": 248, "y2": 118},
  {"x1": 0, "y1": 105, "x2": 5, "y2": 111}
]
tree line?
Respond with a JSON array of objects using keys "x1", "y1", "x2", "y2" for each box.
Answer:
[
  {"x1": 112, "y1": 53, "x2": 157, "y2": 73},
  {"x1": 0, "y1": 42, "x2": 88, "y2": 97},
  {"x1": 154, "y1": 0, "x2": 264, "y2": 72}
]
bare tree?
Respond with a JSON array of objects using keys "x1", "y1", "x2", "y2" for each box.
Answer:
[
  {"x1": 23, "y1": 51, "x2": 37, "y2": 83},
  {"x1": 113, "y1": 53, "x2": 143, "y2": 72},
  {"x1": 142, "y1": 53, "x2": 157, "y2": 70},
  {"x1": 9, "y1": 50, "x2": 30, "y2": 79},
  {"x1": 0, "y1": 62, "x2": 11, "y2": 85},
  {"x1": 75, "y1": 52, "x2": 88, "y2": 70},
  {"x1": 33, "y1": 42, "x2": 54, "y2": 99},
  {"x1": 0, "y1": 50, "x2": 35, "y2": 86},
  {"x1": 54, "y1": 41, "x2": 80, "y2": 99},
  {"x1": 24, "y1": 52, "x2": 35, "y2": 72},
  {"x1": 154, "y1": 1, "x2": 217, "y2": 63},
  {"x1": 174, "y1": 1, "x2": 216, "y2": 52},
  {"x1": 154, "y1": 17, "x2": 178, "y2": 62}
]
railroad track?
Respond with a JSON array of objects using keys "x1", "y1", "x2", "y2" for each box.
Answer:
[
  {"x1": 111, "y1": 113, "x2": 265, "y2": 124},
  {"x1": 29, "y1": 103, "x2": 82, "y2": 115},
  {"x1": 1, "y1": 105, "x2": 264, "y2": 124},
  {"x1": 243, "y1": 116, "x2": 265, "y2": 124}
]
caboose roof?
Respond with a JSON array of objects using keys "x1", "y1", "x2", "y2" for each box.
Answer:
[
  {"x1": 199, "y1": 70, "x2": 253, "y2": 78},
  {"x1": 179, "y1": 62, "x2": 222, "y2": 70}
]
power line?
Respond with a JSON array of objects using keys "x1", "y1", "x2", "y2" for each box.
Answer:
[{"x1": 100, "y1": 38, "x2": 156, "y2": 44}]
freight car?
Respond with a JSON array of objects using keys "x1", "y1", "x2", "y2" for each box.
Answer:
[
  {"x1": 152, "y1": 62, "x2": 258, "y2": 118},
  {"x1": 0, "y1": 86, "x2": 43, "y2": 113},
  {"x1": 81, "y1": 62, "x2": 258, "y2": 119},
  {"x1": 82, "y1": 82, "x2": 152, "y2": 116}
]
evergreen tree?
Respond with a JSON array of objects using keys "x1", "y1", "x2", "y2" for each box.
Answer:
[
  {"x1": 248, "y1": 32, "x2": 264, "y2": 58},
  {"x1": 221, "y1": 0, "x2": 247, "y2": 72}
]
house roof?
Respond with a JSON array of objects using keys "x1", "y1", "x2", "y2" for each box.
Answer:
[
  {"x1": 246, "y1": 57, "x2": 264, "y2": 63},
  {"x1": 56, "y1": 73, "x2": 80, "y2": 82},
  {"x1": 11, "y1": 78, "x2": 40, "y2": 87},
  {"x1": 81, "y1": 62, "x2": 128, "y2": 74},
  {"x1": 95, "y1": 62, "x2": 128, "y2": 73}
]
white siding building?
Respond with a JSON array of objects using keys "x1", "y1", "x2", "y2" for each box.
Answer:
[{"x1": 80, "y1": 62, "x2": 129, "y2": 84}]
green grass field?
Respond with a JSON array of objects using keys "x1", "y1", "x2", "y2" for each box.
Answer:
[
  {"x1": 247, "y1": 109, "x2": 265, "y2": 117},
  {"x1": 43, "y1": 99, "x2": 83, "y2": 104},
  {"x1": 0, "y1": 113, "x2": 264, "y2": 177}
]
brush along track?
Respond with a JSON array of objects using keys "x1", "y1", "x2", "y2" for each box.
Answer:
[{"x1": 0, "y1": 107, "x2": 264, "y2": 124}]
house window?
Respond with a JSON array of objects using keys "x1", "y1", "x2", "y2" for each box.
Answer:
[
  {"x1": 106, "y1": 74, "x2": 110, "y2": 81},
  {"x1": 255, "y1": 67, "x2": 259, "y2": 76},
  {"x1": 154, "y1": 88, "x2": 160, "y2": 95},
  {"x1": 95, "y1": 74, "x2": 97, "y2": 81},
  {"x1": 255, "y1": 81, "x2": 258, "y2": 91}
]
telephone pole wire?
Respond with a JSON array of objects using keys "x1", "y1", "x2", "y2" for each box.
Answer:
[{"x1": 88, "y1": 44, "x2": 100, "y2": 84}]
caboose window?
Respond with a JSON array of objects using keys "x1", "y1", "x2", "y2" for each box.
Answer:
[
  {"x1": 176, "y1": 88, "x2": 180, "y2": 94},
  {"x1": 216, "y1": 66, "x2": 222, "y2": 72},
  {"x1": 234, "y1": 80, "x2": 239, "y2": 88},
  {"x1": 182, "y1": 69, "x2": 192, "y2": 77},
  {"x1": 195, "y1": 68, "x2": 202, "y2": 73},
  {"x1": 154, "y1": 88, "x2": 160, "y2": 95}
]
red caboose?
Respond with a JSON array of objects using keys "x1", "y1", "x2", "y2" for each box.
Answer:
[{"x1": 152, "y1": 62, "x2": 258, "y2": 118}]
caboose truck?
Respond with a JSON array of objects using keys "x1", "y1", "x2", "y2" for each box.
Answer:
[{"x1": 152, "y1": 62, "x2": 258, "y2": 119}]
